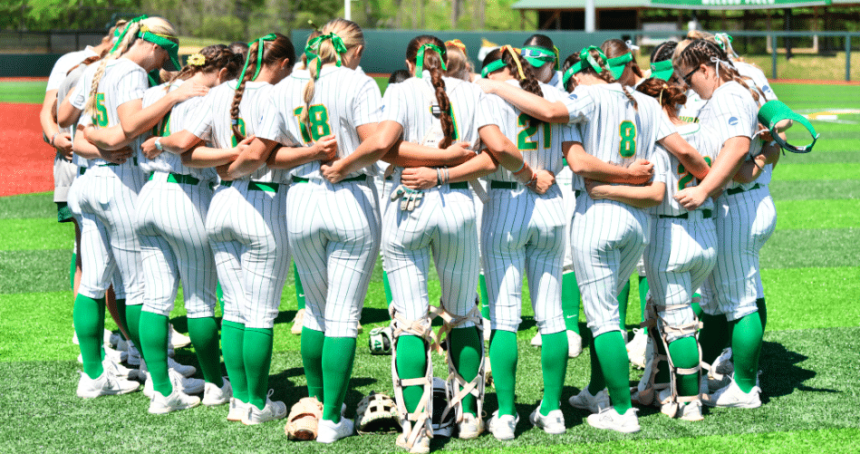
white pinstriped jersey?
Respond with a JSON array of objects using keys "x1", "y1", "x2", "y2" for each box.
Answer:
[
  {"x1": 139, "y1": 80, "x2": 218, "y2": 181},
  {"x1": 46, "y1": 47, "x2": 97, "y2": 91},
  {"x1": 651, "y1": 123, "x2": 721, "y2": 216},
  {"x1": 480, "y1": 81, "x2": 580, "y2": 182},
  {"x1": 547, "y1": 70, "x2": 565, "y2": 90},
  {"x1": 70, "y1": 58, "x2": 147, "y2": 168},
  {"x1": 382, "y1": 70, "x2": 492, "y2": 167},
  {"x1": 188, "y1": 80, "x2": 290, "y2": 184},
  {"x1": 59, "y1": 64, "x2": 90, "y2": 168},
  {"x1": 697, "y1": 81, "x2": 762, "y2": 192},
  {"x1": 678, "y1": 89, "x2": 706, "y2": 123},
  {"x1": 735, "y1": 60, "x2": 777, "y2": 186},
  {"x1": 256, "y1": 65, "x2": 383, "y2": 179},
  {"x1": 560, "y1": 83, "x2": 675, "y2": 190}
]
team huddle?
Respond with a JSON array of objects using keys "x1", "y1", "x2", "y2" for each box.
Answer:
[{"x1": 41, "y1": 14, "x2": 804, "y2": 451}]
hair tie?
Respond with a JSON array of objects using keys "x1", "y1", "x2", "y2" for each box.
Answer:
[
  {"x1": 709, "y1": 55, "x2": 733, "y2": 80},
  {"x1": 235, "y1": 33, "x2": 277, "y2": 89},
  {"x1": 445, "y1": 39, "x2": 467, "y2": 54},
  {"x1": 304, "y1": 33, "x2": 348, "y2": 80},
  {"x1": 502, "y1": 45, "x2": 526, "y2": 80},
  {"x1": 415, "y1": 43, "x2": 447, "y2": 78},
  {"x1": 187, "y1": 53, "x2": 205, "y2": 66},
  {"x1": 109, "y1": 15, "x2": 147, "y2": 55},
  {"x1": 625, "y1": 40, "x2": 640, "y2": 52},
  {"x1": 579, "y1": 46, "x2": 608, "y2": 74}
]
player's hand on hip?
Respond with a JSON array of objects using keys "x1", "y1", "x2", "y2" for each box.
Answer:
[
  {"x1": 627, "y1": 159, "x2": 654, "y2": 184},
  {"x1": 104, "y1": 146, "x2": 134, "y2": 165},
  {"x1": 140, "y1": 136, "x2": 163, "y2": 160},
  {"x1": 531, "y1": 170, "x2": 555, "y2": 195},
  {"x1": 401, "y1": 167, "x2": 437, "y2": 190},
  {"x1": 170, "y1": 81, "x2": 210, "y2": 103},
  {"x1": 320, "y1": 160, "x2": 345, "y2": 183},
  {"x1": 675, "y1": 187, "x2": 707, "y2": 210},
  {"x1": 313, "y1": 135, "x2": 338, "y2": 161},
  {"x1": 54, "y1": 133, "x2": 74, "y2": 160}
]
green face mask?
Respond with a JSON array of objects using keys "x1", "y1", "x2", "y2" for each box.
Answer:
[{"x1": 757, "y1": 100, "x2": 820, "y2": 154}]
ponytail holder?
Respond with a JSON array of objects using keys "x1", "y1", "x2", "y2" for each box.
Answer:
[
  {"x1": 445, "y1": 39, "x2": 467, "y2": 54},
  {"x1": 304, "y1": 33, "x2": 348, "y2": 80},
  {"x1": 109, "y1": 15, "x2": 147, "y2": 55},
  {"x1": 187, "y1": 53, "x2": 206, "y2": 66},
  {"x1": 561, "y1": 62, "x2": 582, "y2": 89},
  {"x1": 579, "y1": 46, "x2": 608, "y2": 74},
  {"x1": 715, "y1": 33, "x2": 739, "y2": 59},
  {"x1": 625, "y1": 40, "x2": 640, "y2": 52},
  {"x1": 658, "y1": 84, "x2": 669, "y2": 105},
  {"x1": 502, "y1": 45, "x2": 526, "y2": 80},
  {"x1": 235, "y1": 33, "x2": 277, "y2": 89},
  {"x1": 415, "y1": 43, "x2": 447, "y2": 78}
]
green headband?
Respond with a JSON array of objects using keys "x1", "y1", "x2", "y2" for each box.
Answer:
[
  {"x1": 109, "y1": 15, "x2": 146, "y2": 54},
  {"x1": 562, "y1": 62, "x2": 583, "y2": 88},
  {"x1": 415, "y1": 43, "x2": 447, "y2": 78},
  {"x1": 757, "y1": 100, "x2": 820, "y2": 154},
  {"x1": 521, "y1": 46, "x2": 556, "y2": 69},
  {"x1": 606, "y1": 52, "x2": 633, "y2": 80},
  {"x1": 304, "y1": 33, "x2": 348, "y2": 79},
  {"x1": 579, "y1": 46, "x2": 608, "y2": 75},
  {"x1": 139, "y1": 29, "x2": 180, "y2": 71},
  {"x1": 235, "y1": 33, "x2": 277, "y2": 89},
  {"x1": 650, "y1": 59, "x2": 674, "y2": 82},
  {"x1": 481, "y1": 59, "x2": 506, "y2": 78}
]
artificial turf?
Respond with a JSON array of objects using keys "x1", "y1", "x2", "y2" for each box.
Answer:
[{"x1": 0, "y1": 81, "x2": 856, "y2": 453}]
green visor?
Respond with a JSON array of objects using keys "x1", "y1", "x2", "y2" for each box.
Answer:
[
  {"x1": 520, "y1": 46, "x2": 556, "y2": 69},
  {"x1": 481, "y1": 59, "x2": 507, "y2": 78},
  {"x1": 606, "y1": 52, "x2": 632, "y2": 80},
  {"x1": 140, "y1": 30, "x2": 180, "y2": 71},
  {"x1": 757, "y1": 100, "x2": 820, "y2": 154},
  {"x1": 650, "y1": 60, "x2": 674, "y2": 82},
  {"x1": 561, "y1": 62, "x2": 583, "y2": 89}
]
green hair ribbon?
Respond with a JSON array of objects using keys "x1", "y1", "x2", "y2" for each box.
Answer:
[
  {"x1": 304, "y1": 33, "x2": 348, "y2": 79},
  {"x1": 235, "y1": 33, "x2": 277, "y2": 89},
  {"x1": 481, "y1": 59, "x2": 506, "y2": 78},
  {"x1": 109, "y1": 15, "x2": 147, "y2": 55},
  {"x1": 415, "y1": 43, "x2": 447, "y2": 78},
  {"x1": 579, "y1": 46, "x2": 608, "y2": 74},
  {"x1": 561, "y1": 62, "x2": 582, "y2": 88}
]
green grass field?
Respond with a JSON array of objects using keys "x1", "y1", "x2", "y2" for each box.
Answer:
[{"x1": 1, "y1": 81, "x2": 858, "y2": 453}]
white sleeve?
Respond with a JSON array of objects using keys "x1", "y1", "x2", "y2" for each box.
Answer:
[
  {"x1": 352, "y1": 76, "x2": 383, "y2": 127},
  {"x1": 475, "y1": 92, "x2": 497, "y2": 131},
  {"x1": 256, "y1": 95, "x2": 298, "y2": 145},
  {"x1": 70, "y1": 73, "x2": 89, "y2": 110},
  {"x1": 655, "y1": 111, "x2": 675, "y2": 142},
  {"x1": 115, "y1": 69, "x2": 148, "y2": 108},
  {"x1": 46, "y1": 54, "x2": 75, "y2": 92},
  {"x1": 559, "y1": 85, "x2": 595, "y2": 124},
  {"x1": 188, "y1": 92, "x2": 215, "y2": 140},
  {"x1": 381, "y1": 82, "x2": 407, "y2": 127},
  {"x1": 713, "y1": 92, "x2": 756, "y2": 143},
  {"x1": 652, "y1": 148, "x2": 671, "y2": 186}
]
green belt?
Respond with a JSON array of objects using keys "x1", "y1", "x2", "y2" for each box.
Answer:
[
  {"x1": 150, "y1": 172, "x2": 200, "y2": 185},
  {"x1": 292, "y1": 175, "x2": 367, "y2": 184},
  {"x1": 726, "y1": 183, "x2": 761, "y2": 196},
  {"x1": 447, "y1": 182, "x2": 468, "y2": 189},
  {"x1": 574, "y1": 189, "x2": 581, "y2": 198},
  {"x1": 219, "y1": 180, "x2": 279, "y2": 192},
  {"x1": 100, "y1": 157, "x2": 138, "y2": 167},
  {"x1": 490, "y1": 181, "x2": 517, "y2": 190},
  {"x1": 659, "y1": 209, "x2": 712, "y2": 220},
  {"x1": 78, "y1": 167, "x2": 86, "y2": 176}
]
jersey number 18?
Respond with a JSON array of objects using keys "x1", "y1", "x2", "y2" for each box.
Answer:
[{"x1": 293, "y1": 105, "x2": 332, "y2": 142}]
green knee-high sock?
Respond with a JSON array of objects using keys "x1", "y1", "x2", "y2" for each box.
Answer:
[
  {"x1": 125, "y1": 304, "x2": 143, "y2": 357},
  {"x1": 222, "y1": 321, "x2": 248, "y2": 403},
  {"x1": 187, "y1": 317, "x2": 224, "y2": 387},
  {"x1": 668, "y1": 337, "x2": 701, "y2": 396},
  {"x1": 756, "y1": 298, "x2": 767, "y2": 331},
  {"x1": 301, "y1": 327, "x2": 325, "y2": 401},
  {"x1": 97, "y1": 304, "x2": 106, "y2": 360},
  {"x1": 730, "y1": 312, "x2": 763, "y2": 393},
  {"x1": 383, "y1": 271, "x2": 393, "y2": 309},
  {"x1": 587, "y1": 336, "x2": 606, "y2": 395},
  {"x1": 479, "y1": 273, "x2": 490, "y2": 320},
  {"x1": 618, "y1": 279, "x2": 630, "y2": 332},
  {"x1": 69, "y1": 252, "x2": 76, "y2": 290},
  {"x1": 322, "y1": 337, "x2": 356, "y2": 422},
  {"x1": 294, "y1": 262, "x2": 306, "y2": 311},
  {"x1": 245, "y1": 328, "x2": 274, "y2": 410},
  {"x1": 562, "y1": 272, "x2": 581, "y2": 333},
  {"x1": 539, "y1": 331, "x2": 568, "y2": 415},
  {"x1": 74, "y1": 295, "x2": 106, "y2": 379},
  {"x1": 489, "y1": 330, "x2": 518, "y2": 416},
  {"x1": 396, "y1": 335, "x2": 427, "y2": 415},
  {"x1": 139, "y1": 311, "x2": 171, "y2": 396},
  {"x1": 594, "y1": 331, "x2": 632, "y2": 414},
  {"x1": 699, "y1": 312, "x2": 729, "y2": 365},
  {"x1": 450, "y1": 327, "x2": 481, "y2": 416},
  {"x1": 638, "y1": 276, "x2": 649, "y2": 334}
]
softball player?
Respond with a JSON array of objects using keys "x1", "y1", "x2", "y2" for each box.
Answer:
[
  {"x1": 63, "y1": 16, "x2": 207, "y2": 398},
  {"x1": 256, "y1": 19, "x2": 381, "y2": 443},
  {"x1": 674, "y1": 40, "x2": 779, "y2": 409}
]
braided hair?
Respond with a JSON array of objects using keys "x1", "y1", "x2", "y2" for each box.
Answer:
[
  {"x1": 636, "y1": 78, "x2": 687, "y2": 120},
  {"x1": 166, "y1": 44, "x2": 242, "y2": 88},
  {"x1": 578, "y1": 47, "x2": 638, "y2": 111},
  {"x1": 481, "y1": 46, "x2": 543, "y2": 98},
  {"x1": 406, "y1": 35, "x2": 454, "y2": 149},
  {"x1": 559, "y1": 52, "x2": 581, "y2": 93}
]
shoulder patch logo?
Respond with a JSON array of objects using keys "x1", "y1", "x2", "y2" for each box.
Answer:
[
  {"x1": 568, "y1": 93, "x2": 578, "y2": 100},
  {"x1": 763, "y1": 85, "x2": 772, "y2": 92},
  {"x1": 728, "y1": 117, "x2": 739, "y2": 126}
]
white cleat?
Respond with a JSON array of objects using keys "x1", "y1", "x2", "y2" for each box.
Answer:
[
  {"x1": 148, "y1": 374, "x2": 201, "y2": 415},
  {"x1": 76, "y1": 368, "x2": 140, "y2": 398},
  {"x1": 458, "y1": 412, "x2": 484, "y2": 439},
  {"x1": 72, "y1": 331, "x2": 79, "y2": 345},
  {"x1": 103, "y1": 329, "x2": 113, "y2": 346},
  {"x1": 396, "y1": 430, "x2": 430, "y2": 453},
  {"x1": 529, "y1": 403, "x2": 566, "y2": 435},
  {"x1": 167, "y1": 357, "x2": 196, "y2": 378},
  {"x1": 626, "y1": 328, "x2": 648, "y2": 369},
  {"x1": 567, "y1": 330, "x2": 583, "y2": 358},
  {"x1": 104, "y1": 345, "x2": 126, "y2": 364},
  {"x1": 169, "y1": 324, "x2": 192, "y2": 349},
  {"x1": 291, "y1": 309, "x2": 305, "y2": 336},
  {"x1": 202, "y1": 378, "x2": 232, "y2": 406},
  {"x1": 116, "y1": 338, "x2": 128, "y2": 352},
  {"x1": 488, "y1": 411, "x2": 519, "y2": 441},
  {"x1": 568, "y1": 387, "x2": 610, "y2": 414},
  {"x1": 227, "y1": 398, "x2": 250, "y2": 422},
  {"x1": 587, "y1": 407, "x2": 641, "y2": 433},
  {"x1": 656, "y1": 389, "x2": 704, "y2": 421},
  {"x1": 108, "y1": 331, "x2": 121, "y2": 348},
  {"x1": 103, "y1": 357, "x2": 132, "y2": 379},
  {"x1": 126, "y1": 343, "x2": 141, "y2": 366},
  {"x1": 712, "y1": 348, "x2": 734, "y2": 376},
  {"x1": 316, "y1": 417, "x2": 354, "y2": 443},
  {"x1": 530, "y1": 332, "x2": 542, "y2": 347},
  {"x1": 143, "y1": 369, "x2": 205, "y2": 399},
  {"x1": 677, "y1": 400, "x2": 704, "y2": 421},
  {"x1": 242, "y1": 390, "x2": 288, "y2": 425},
  {"x1": 704, "y1": 379, "x2": 761, "y2": 409}
]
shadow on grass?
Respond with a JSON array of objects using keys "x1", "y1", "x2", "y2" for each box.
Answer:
[{"x1": 759, "y1": 340, "x2": 837, "y2": 401}]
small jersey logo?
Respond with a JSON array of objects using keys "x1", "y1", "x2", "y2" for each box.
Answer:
[
  {"x1": 381, "y1": 105, "x2": 386, "y2": 112},
  {"x1": 568, "y1": 93, "x2": 578, "y2": 100},
  {"x1": 728, "y1": 117, "x2": 739, "y2": 126},
  {"x1": 763, "y1": 85, "x2": 772, "y2": 93}
]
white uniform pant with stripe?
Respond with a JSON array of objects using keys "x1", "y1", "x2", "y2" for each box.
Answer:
[
  {"x1": 644, "y1": 211, "x2": 717, "y2": 343},
  {"x1": 288, "y1": 177, "x2": 380, "y2": 338},
  {"x1": 383, "y1": 183, "x2": 479, "y2": 327},
  {"x1": 482, "y1": 184, "x2": 566, "y2": 335},
  {"x1": 700, "y1": 186, "x2": 776, "y2": 321},
  {"x1": 557, "y1": 167, "x2": 577, "y2": 273},
  {"x1": 572, "y1": 194, "x2": 648, "y2": 338},
  {"x1": 207, "y1": 181, "x2": 290, "y2": 329},
  {"x1": 136, "y1": 172, "x2": 217, "y2": 319}
]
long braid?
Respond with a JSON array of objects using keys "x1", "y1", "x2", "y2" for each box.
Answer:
[
  {"x1": 86, "y1": 21, "x2": 141, "y2": 116},
  {"x1": 504, "y1": 49, "x2": 543, "y2": 98},
  {"x1": 408, "y1": 35, "x2": 454, "y2": 149},
  {"x1": 231, "y1": 41, "x2": 259, "y2": 140}
]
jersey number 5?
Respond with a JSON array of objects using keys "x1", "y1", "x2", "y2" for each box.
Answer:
[
  {"x1": 95, "y1": 93, "x2": 108, "y2": 127},
  {"x1": 618, "y1": 120, "x2": 636, "y2": 158},
  {"x1": 293, "y1": 105, "x2": 331, "y2": 142},
  {"x1": 517, "y1": 113, "x2": 551, "y2": 151},
  {"x1": 677, "y1": 156, "x2": 713, "y2": 190}
]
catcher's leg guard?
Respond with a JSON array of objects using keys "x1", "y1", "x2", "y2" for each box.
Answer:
[
  {"x1": 429, "y1": 304, "x2": 486, "y2": 429},
  {"x1": 390, "y1": 308, "x2": 434, "y2": 451}
]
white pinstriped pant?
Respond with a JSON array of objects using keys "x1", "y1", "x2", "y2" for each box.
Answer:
[
  {"x1": 136, "y1": 172, "x2": 217, "y2": 319},
  {"x1": 383, "y1": 183, "x2": 479, "y2": 327},
  {"x1": 288, "y1": 177, "x2": 380, "y2": 338},
  {"x1": 557, "y1": 166, "x2": 577, "y2": 272},
  {"x1": 482, "y1": 184, "x2": 566, "y2": 335},
  {"x1": 571, "y1": 194, "x2": 648, "y2": 338},
  {"x1": 643, "y1": 212, "x2": 717, "y2": 343},
  {"x1": 75, "y1": 165, "x2": 146, "y2": 303},
  {"x1": 206, "y1": 181, "x2": 290, "y2": 329},
  {"x1": 700, "y1": 186, "x2": 776, "y2": 321}
]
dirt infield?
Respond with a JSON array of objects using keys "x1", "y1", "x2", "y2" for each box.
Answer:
[{"x1": 0, "y1": 103, "x2": 55, "y2": 197}]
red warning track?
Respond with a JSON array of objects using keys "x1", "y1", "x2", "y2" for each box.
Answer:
[{"x1": 0, "y1": 103, "x2": 55, "y2": 197}]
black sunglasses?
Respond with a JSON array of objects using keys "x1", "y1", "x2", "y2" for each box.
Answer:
[{"x1": 682, "y1": 66, "x2": 700, "y2": 85}]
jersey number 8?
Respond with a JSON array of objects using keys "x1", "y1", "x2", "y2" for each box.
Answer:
[
  {"x1": 618, "y1": 120, "x2": 637, "y2": 158},
  {"x1": 517, "y1": 113, "x2": 551, "y2": 151},
  {"x1": 293, "y1": 105, "x2": 332, "y2": 142}
]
